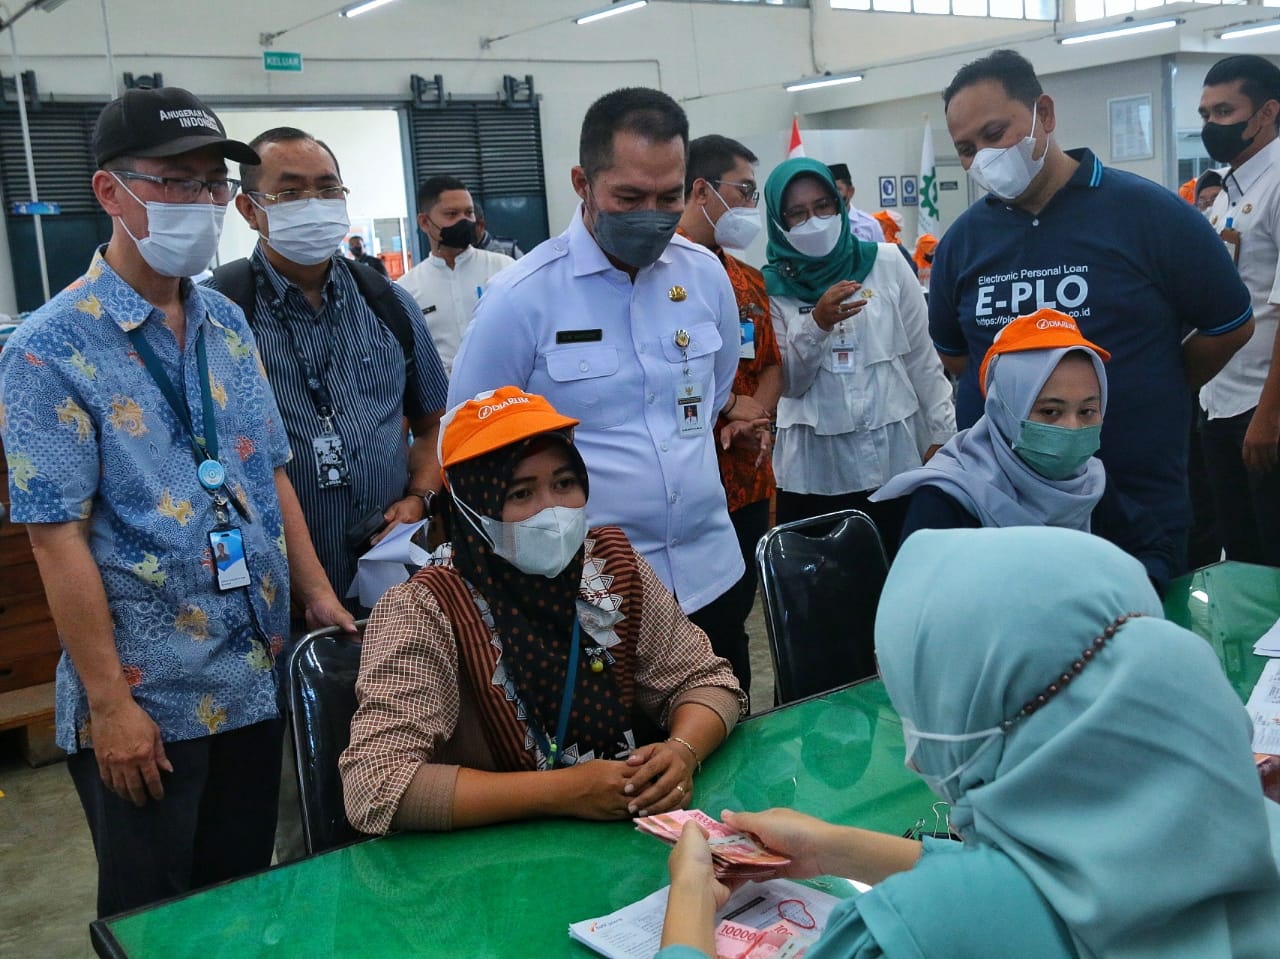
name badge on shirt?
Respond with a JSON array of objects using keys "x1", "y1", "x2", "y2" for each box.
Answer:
[
  {"x1": 313, "y1": 431, "x2": 351, "y2": 489},
  {"x1": 831, "y1": 324, "x2": 856, "y2": 374},
  {"x1": 739, "y1": 319, "x2": 756, "y2": 361},
  {"x1": 556, "y1": 329, "x2": 604, "y2": 344},
  {"x1": 675, "y1": 378, "x2": 708, "y2": 437},
  {"x1": 421, "y1": 305, "x2": 437, "y2": 316}
]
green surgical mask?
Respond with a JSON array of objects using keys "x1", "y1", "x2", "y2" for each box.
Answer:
[{"x1": 1013, "y1": 420, "x2": 1101, "y2": 480}]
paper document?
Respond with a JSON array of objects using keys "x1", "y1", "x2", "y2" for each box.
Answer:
[
  {"x1": 346, "y1": 519, "x2": 429, "y2": 609},
  {"x1": 1254, "y1": 615, "x2": 1280, "y2": 657},
  {"x1": 1246, "y1": 657, "x2": 1280, "y2": 755},
  {"x1": 569, "y1": 877, "x2": 860, "y2": 959}
]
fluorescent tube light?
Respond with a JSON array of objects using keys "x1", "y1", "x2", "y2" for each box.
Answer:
[
  {"x1": 785, "y1": 73, "x2": 864, "y2": 93},
  {"x1": 1058, "y1": 18, "x2": 1179, "y2": 45},
  {"x1": 1218, "y1": 20, "x2": 1280, "y2": 41},
  {"x1": 575, "y1": 1, "x2": 648, "y2": 25},
  {"x1": 340, "y1": 0, "x2": 398, "y2": 19}
]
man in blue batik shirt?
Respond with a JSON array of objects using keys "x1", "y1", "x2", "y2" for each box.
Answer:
[{"x1": 0, "y1": 87, "x2": 352, "y2": 918}]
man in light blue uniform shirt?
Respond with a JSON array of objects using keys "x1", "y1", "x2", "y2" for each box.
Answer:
[{"x1": 449, "y1": 88, "x2": 756, "y2": 694}]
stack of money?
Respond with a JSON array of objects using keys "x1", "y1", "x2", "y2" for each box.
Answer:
[{"x1": 634, "y1": 809, "x2": 791, "y2": 880}]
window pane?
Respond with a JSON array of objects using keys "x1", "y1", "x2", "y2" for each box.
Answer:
[
  {"x1": 872, "y1": 0, "x2": 913, "y2": 11},
  {"x1": 914, "y1": 0, "x2": 952, "y2": 13},
  {"x1": 1134, "y1": 0, "x2": 1165, "y2": 9},
  {"x1": 830, "y1": 0, "x2": 872, "y2": 7},
  {"x1": 989, "y1": 0, "x2": 1024, "y2": 16},
  {"x1": 952, "y1": 0, "x2": 988, "y2": 15},
  {"x1": 1075, "y1": 0, "x2": 1105, "y2": 17},
  {"x1": 1104, "y1": 0, "x2": 1135, "y2": 13},
  {"x1": 1024, "y1": 0, "x2": 1055, "y2": 17}
]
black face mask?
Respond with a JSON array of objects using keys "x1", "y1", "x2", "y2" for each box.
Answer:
[
  {"x1": 435, "y1": 217, "x2": 476, "y2": 250},
  {"x1": 1201, "y1": 112, "x2": 1260, "y2": 165},
  {"x1": 349, "y1": 246, "x2": 364, "y2": 258}
]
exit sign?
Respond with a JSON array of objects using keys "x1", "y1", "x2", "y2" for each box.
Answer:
[{"x1": 263, "y1": 51, "x2": 303, "y2": 72}]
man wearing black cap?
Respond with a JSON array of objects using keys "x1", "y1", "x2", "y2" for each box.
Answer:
[
  {"x1": 828, "y1": 162, "x2": 886, "y2": 243},
  {"x1": 0, "y1": 86, "x2": 353, "y2": 917}
]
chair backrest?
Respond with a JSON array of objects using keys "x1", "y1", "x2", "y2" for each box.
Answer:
[
  {"x1": 756, "y1": 510, "x2": 889, "y2": 704},
  {"x1": 287, "y1": 621, "x2": 368, "y2": 855}
]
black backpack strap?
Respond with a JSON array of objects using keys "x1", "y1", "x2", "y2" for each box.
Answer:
[
  {"x1": 341, "y1": 259, "x2": 423, "y2": 418},
  {"x1": 208, "y1": 258, "x2": 258, "y2": 326}
]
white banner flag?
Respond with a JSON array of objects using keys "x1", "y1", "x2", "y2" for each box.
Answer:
[{"x1": 918, "y1": 123, "x2": 940, "y2": 239}]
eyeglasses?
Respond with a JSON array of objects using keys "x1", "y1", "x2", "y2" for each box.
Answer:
[
  {"x1": 711, "y1": 178, "x2": 760, "y2": 206},
  {"x1": 781, "y1": 195, "x2": 839, "y2": 228},
  {"x1": 114, "y1": 171, "x2": 240, "y2": 204},
  {"x1": 248, "y1": 186, "x2": 351, "y2": 205}
]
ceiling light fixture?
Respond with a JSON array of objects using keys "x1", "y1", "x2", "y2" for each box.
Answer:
[
  {"x1": 784, "y1": 72, "x2": 864, "y2": 93},
  {"x1": 1218, "y1": 19, "x2": 1280, "y2": 41},
  {"x1": 1058, "y1": 17, "x2": 1179, "y2": 45},
  {"x1": 575, "y1": 0, "x2": 647, "y2": 26},
  {"x1": 341, "y1": 0, "x2": 398, "y2": 19}
]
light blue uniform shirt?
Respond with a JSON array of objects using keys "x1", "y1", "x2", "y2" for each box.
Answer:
[{"x1": 448, "y1": 209, "x2": 743, "y2": 614}]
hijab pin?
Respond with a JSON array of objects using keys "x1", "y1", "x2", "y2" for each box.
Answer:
[
  {"x1": 668, "y1": 285, "x2": 687, "y2": 302},
  {"x1": 673, "y1": 329, "x2": 691, "y2": 349}
]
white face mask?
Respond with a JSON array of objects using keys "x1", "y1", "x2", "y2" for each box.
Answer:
[
  {"x1": 255, "y1": 197, "x2": 350, "y2": 266},
  {"x1": 783, "y1": 214, "x2": 842, "y2": 259},
  {"x1": 967, "y1": 101, "x2": 1046, "y2": 201},
  {"x1": 704, "y1": 187, "x2": 762, "y2": 250},
  {"x1": 455, "y1": 496, "x2": 588, "y2": 579},
  {"x1": 114, "y1": 175, "x2": 225, "y2": 278},
  {"x1": 902, "y1": 716, "x2": 1005, "y2": 804}
]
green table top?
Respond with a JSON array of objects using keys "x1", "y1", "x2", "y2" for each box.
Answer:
[
  {"x1": 95, "y1": 680, "x2": 935, "y2": 959},
  {"x1": 1163, "y1": 561, "x2": 1280, "y2": 702}
]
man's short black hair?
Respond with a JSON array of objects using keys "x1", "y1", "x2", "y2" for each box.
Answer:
[
  {"x1": 943, "y1": 49, "x2": 1043, "y2": 111},
  {"x1": 240, "y1": 127, "x2": 341, "y2": 193},
  {"x1": 1204, "y1": 55, "x2": 1280, "y2": 127},
  {"x1": 579, "y1": 87, "x2": 689, "y2": 181},
  {"x1": 684, "y1": 134, "x2": 758, "y2": 197},
  {"x1": 416, "y1": 175, "x2": 469, "y2": 213}
]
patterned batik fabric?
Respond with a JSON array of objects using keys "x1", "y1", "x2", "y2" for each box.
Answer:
[
  {"x1": 442, "y1": 436, "x2": 637, "y2": 767},
  {"x1": 0, "y1": 247, "x2": 293, "y2": 751}
]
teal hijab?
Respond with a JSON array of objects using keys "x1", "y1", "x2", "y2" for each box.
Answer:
[
  {"x1": 762, "y1": 157, "x2": 878, "y2": 302},
  {"x1": 875, "y1": 526, "x2": 1280, "y2": 959}
]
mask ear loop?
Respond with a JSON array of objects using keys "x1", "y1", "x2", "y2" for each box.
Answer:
[{"x1": 449, "y1": 489, "x2": 497, "y2": 550}]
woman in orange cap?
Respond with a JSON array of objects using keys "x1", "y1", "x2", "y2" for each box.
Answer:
[
  {"x1": 872, "y1": 309, "x2": 1174, "y2": 592},
  {"x1": 340, "y1": 386, "x2": 745, "y2": 834}
]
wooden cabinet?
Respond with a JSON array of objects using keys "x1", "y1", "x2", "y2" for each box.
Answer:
[{"x1": 0, "y1": 431, "x2": 62, "y2": 694}]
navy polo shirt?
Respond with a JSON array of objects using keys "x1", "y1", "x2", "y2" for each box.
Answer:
[{"x1": 929, "y1": 148, "x2": 1252, "y2": 555}]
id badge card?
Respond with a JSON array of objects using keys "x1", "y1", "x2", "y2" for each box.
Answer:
[
  {"x1": 739, "y1": 319, "x2": 756, "y2": 360},
  {"x1": 209, "y1": 525, "x2": 251, "y2": 592},
  {"x1": 312, "y1": 431, "x2": 351, "y2": 489},
  {"x1": 830, "y1": 324, "x2": 856, "y2": 374},
  {"x1": 675, "y1": 377, "x2": 708, "y2": 437}
]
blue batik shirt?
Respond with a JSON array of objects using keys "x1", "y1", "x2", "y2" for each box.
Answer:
[{"x1": 0, "y1": 248, "x2": 293, "y2": 752}]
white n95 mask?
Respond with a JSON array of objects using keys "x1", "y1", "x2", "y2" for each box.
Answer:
[{"x1": 455, "y1": 495, "x2": 587, "y2": 578}]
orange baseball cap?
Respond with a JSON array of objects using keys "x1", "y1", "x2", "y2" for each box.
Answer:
[
  {"x1": 438, "y1": 386, "x2": 580, "y2": 484},
  {"x1": 978, "y1": 308, "x2": 1110, "y2": 397}
]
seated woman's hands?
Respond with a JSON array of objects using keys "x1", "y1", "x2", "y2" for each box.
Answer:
[
  {"x1": 622, "y1": 740, "x2": 695, "y2": 816},
  {"x1": 812, "y1": 280, "x2": 867, "y2": 332}
]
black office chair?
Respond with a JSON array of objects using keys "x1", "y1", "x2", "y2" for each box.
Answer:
[
  {"x1": 287, "y1": 620, "x2": 368, "y2": 855},
  {"x1": 756, "y1": 510, "x2": 889, "y2": 705}
]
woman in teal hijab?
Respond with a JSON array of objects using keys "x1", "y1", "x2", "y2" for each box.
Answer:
[
  {"x1": 658, "y1": 526, "x2": 1280, "y2": 959},
  {"x1": 763, "y1": 158, "x2": 953, "y2": 554}
]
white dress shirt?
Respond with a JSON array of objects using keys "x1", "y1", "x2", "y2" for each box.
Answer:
[
  {"x1": 397, "y1": 245, "x2": 513, "y2": 372},
  {"x1": 848, "y1": 206, "x2": 886, "y2": 244},
  {"x1": 771, "y1": 244, "x2": 955, "y2": 495},
  {"x1": 448, "y1": 208, "x2": 744, "y2": 614},
  {"x1": 1202, "y1": 137, "x2": 1280, "y2": 420}
]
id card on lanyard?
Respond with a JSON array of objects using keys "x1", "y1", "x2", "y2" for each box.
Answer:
[{"x1": 671, "y1": 328, "x2": 709, "y2": 437}]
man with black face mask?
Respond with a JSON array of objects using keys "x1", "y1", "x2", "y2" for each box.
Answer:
[
  {"x1": 397, "y1": 176, "x2": 513, "y2": 373},
  {"x1": 449, "y1": 88, "x2": 753, "y2": 701},
  {"x1": 1197, "y1": 55, "x2": 1280, "y2": 567}
]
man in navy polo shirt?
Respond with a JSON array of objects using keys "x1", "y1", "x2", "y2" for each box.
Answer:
[{"x1": 931, "y1": 49, "x2": 1254, "y2": 568}]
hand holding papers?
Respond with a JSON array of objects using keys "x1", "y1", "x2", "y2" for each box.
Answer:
[
  {"x1": 635, "y1": 809, "x2": 792, "y2": 881},
  {"x1": 346, "y1": 519, "x2": 430, "y2": 610}
]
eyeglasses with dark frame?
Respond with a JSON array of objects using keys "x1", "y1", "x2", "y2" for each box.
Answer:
[
  {"x1": 247, "y1": 186, "x2": 351, "y2": 205},
  {"x1": 711, "y1": 178, "x2": 761, "y2": 206},
  {"x1": 114, "y1": 171, "x2": 241, "y2": 204},
  {"x1": 781, "y1": 195, "x2": 839, "y2": 228}
]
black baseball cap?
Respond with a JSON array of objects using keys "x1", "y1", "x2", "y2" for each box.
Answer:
[{"x1": 93, "y1": 87, "x2": 259, "y2": 168}]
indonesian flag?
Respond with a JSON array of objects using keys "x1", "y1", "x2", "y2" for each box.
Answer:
[
  {"x1": 787, "y1": 115, "x2": 805, "y2": 159},
  {"x1": 918, "y1": 122, "x2": 940, "y2": 239}
]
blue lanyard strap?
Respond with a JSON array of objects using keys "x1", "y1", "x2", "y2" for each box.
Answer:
[{"x1": 530, "y1": 619, "x2": 582, "y2": 770}]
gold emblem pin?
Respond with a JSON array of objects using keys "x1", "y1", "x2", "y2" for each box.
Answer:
[
  {"x1": 1243, "y1": 203, "x2": 1254, "y2": 214},
  {"x1": 674, "y1": 329, "x2": 691, "y2": 349},
  {"x1": 669, "y1": 285, "x2": 687, "y2": 302},
  {"x1": 1211, "y1": 215, "x2": 1219, "y2": 227},
  {"x1": 860, "y1": 289, "x2": 875, "y2": 299}
]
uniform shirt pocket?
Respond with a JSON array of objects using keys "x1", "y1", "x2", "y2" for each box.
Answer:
[{"x1": 541, "y1": 345, "x2": 627, "y2": 428}]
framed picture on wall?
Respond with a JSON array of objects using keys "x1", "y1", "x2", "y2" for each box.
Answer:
[{"x1": 1108, "y1": 94, "x2": 1153, "y2": 163}]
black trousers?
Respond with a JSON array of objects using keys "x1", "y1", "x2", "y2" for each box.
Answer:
[
  {"x1": 68, "y1": 718, "x2": 284, "y2": 917},
  {"x1": 1200, "y1": 407, "x2": 1280, "y2": 568},
  {"x1": 775, "y1": 488, "x2": 908, "y2": 560}
]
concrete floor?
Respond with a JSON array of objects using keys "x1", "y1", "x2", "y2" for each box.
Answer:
[{"x1": 0, "y1": 599, "x2": 775, "y2": 959}]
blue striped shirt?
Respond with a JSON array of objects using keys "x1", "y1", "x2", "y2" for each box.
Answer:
[{"x1": 206, "y1": 246, "x2": 448, "y2": 598}]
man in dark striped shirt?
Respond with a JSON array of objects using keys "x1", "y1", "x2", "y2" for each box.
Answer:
[{"x1": 206, "y1": 127, "x2": 448, "y2": 606}]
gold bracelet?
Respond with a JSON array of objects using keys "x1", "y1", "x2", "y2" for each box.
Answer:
[{"x1": 667, "y1": 736, "x2": 701, "y2": 774}]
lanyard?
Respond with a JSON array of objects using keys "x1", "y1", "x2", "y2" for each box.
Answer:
[
  {"x1": 529, "y1": 619, "x2": 582, "y2": 770},
  {"x1": 127, "y1": 322, "x2": 247, "y2": 521},
  {"x1": 255, "y1": 268, "x2": 338, "y2": 420}
]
